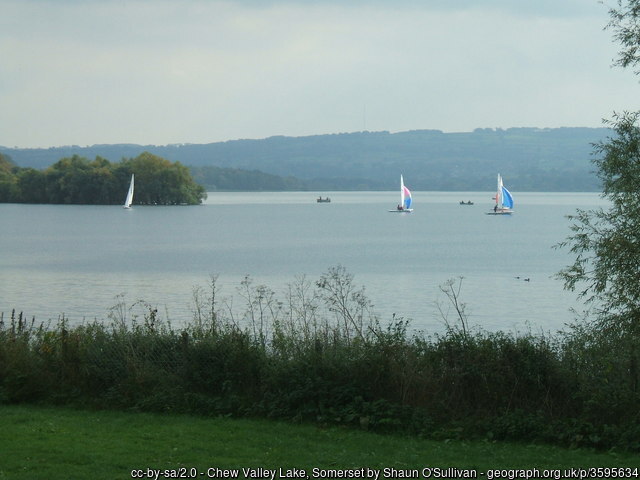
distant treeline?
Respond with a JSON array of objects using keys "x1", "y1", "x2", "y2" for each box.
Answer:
[
  {"x1": 190, "y1": 165, "x2": 307, "y2": 191},
  {"x1": 0, "y1": 152, "x2": 206, "y2": 205},
  {"x1": 1, "y1": 127, "x2": 611, "y2": 191}
]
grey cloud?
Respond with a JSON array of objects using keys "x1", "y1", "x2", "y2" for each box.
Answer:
[{"x1": 229, "y1": 0, "x2": 604, "y2": 18}]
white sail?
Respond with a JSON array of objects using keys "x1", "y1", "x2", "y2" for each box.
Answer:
[
  {"x1": 123, "y1": 174, "x2": 134, "y2": 209},
  {"x1": 400, "y1": 174, "x2": 406, "y2": 208}
]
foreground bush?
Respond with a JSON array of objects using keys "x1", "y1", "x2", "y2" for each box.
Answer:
[{"x1": 1, "y1": 268, "x2": 639, "y2": 451}]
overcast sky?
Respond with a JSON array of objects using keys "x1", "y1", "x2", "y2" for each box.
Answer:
[{"x1": 1, "y1": 0, "x2": 638, "y2": 148}]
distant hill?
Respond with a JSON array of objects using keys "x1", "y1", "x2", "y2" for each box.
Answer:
[{"x1": 0, "y1": 127, "x2": 611, "y2": 191}]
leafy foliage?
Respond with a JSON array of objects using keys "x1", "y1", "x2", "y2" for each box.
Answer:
[
  {"x1": 0, "y1": 152, "x2": 206, "y2": 205},
  {"x1": 557, "y1": 0, "x2": 640, "y2": 332},
  {"x1": 557, "y1": 113, "x2": 640, "y2": 325},
  {"x1": 0, "y1": 153, "x2": 20, "y2": 202},
  {"x1": 608, "y1": 0, "x2": 640, "y2": 74}
]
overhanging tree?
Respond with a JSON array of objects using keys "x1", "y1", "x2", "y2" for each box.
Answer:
[
  {"x1": 557, "y1": 112, "x2": 640, "y2": 331},
  {"x1": 557, "y1": 0, "x2": 640, "y2": 333},
  {"x1": 609, "y1": 0, "x2": 640, "y2": 73}
]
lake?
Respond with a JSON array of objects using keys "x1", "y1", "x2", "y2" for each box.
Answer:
[{"x1": 0, "y1": 192, "x2": 607, "y2": 334}]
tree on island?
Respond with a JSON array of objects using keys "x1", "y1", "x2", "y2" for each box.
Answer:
[
  {"x1": 0, "y1": 153, "x2": 19, "y2": 202},
  {"x1": 122, "y1": 152, "x2": 207, "y2": 205}
]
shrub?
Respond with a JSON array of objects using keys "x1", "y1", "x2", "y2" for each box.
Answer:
[{"x1": 1, "y1": 270, "x2": 639, "y2": 450}]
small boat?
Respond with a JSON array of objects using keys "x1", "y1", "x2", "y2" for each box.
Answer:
[
  {"x1": 459, "y1": 200, "x2": 474, "y2": 205},
  {"x1": 388, "y1": 174, "x2": 413, "y2": 212},
  {"x1": 316, "y1": 196, "x2": 331, "y2": 203},
  {"x1": 123, "y1": 174, "x2": 134, "y2": 209},
  {"x1": 486, "y1": 173, "x2": 513, "y2": 215}
]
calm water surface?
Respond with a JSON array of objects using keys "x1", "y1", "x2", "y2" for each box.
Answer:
[{"x1": 0, "y1": 192, "x2": 608, "y2": 333}]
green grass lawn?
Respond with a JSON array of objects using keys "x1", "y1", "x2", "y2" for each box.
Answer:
[{"x1": 0, "y1": 404, "x2": 638, "y2": 480}]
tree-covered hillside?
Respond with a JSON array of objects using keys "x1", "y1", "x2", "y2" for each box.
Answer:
[
  {"x1": 1, "y1": 127, "x2": 610, "y2": 191},
  {"x1": 190, "y1": 165, "x2": 307, "y2": 191}
]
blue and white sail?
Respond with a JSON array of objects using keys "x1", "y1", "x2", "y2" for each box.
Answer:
[
  {"x1": 499, "y1": 174, "x2": 513, "y2": 209},
  {"x1": 389, "y1": 174, "x2": 414, "y2": 212},
  {"x1": 490, "y1": 174, "x2": 513, "y2": 214},
  {"x1": 401, "y1": 175, "x2": 412, "y2": 210}
]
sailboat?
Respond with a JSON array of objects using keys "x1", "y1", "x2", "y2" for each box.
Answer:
[
  {"x1": 388, "y1": 174, "x2": 413, "y2": 212},
  {"x1": 123, "y1": 174, "x2": 134, "y2": 209},
  {"x1": 486, "y1": 173, "x2": 513, "y2": 215}
]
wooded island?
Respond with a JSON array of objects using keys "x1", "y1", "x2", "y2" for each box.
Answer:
[{"x1": 0, "y1": 152, "x2": 206, "y2": 205}]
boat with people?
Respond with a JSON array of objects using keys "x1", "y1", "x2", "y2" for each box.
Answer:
[
  {"x1": 459, "y1": 200, "x2": 474, "y2": 205},
  {"x1": 388, "y1": 175, "x2": 413, "y2": 213},
  {"x1": 316, "y1": 196, "x2": 331, "y2": 203},
  {"x1": 486, "y1": 173, "x2": 513, "y2": 215}
]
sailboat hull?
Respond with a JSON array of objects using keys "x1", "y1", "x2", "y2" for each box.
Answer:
[{"x1": 388, "y1": 209, "x2": 413, "y2": 213}]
